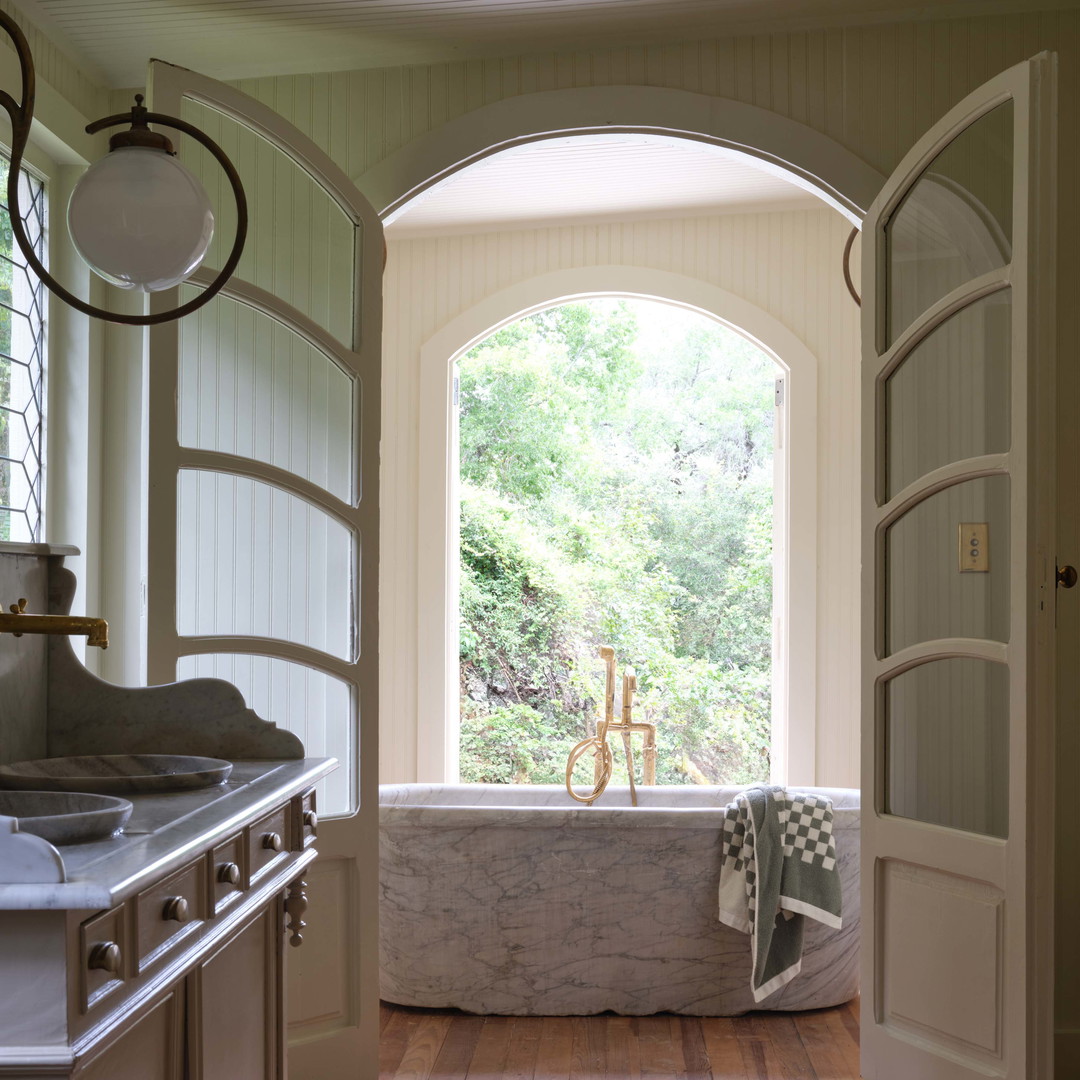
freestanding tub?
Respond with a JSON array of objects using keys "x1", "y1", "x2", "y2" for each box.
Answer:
[{"x1": 380, "y1": 783, "x2": 859, "y2": 1016}]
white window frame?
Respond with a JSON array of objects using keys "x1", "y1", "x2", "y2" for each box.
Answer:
[
  {"x1": 0, "y1": 145, "x2": 48, "y2": 545},
  {"x1": 415, "y1": 267, "x2": 820, "y2": 786}
]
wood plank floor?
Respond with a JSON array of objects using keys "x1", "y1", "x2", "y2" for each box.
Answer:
[{"x1": 379, "y1": 998, "x2": 860, "y2": 1079}]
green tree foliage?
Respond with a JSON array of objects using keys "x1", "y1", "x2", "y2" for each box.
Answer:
[{"x1": 458, "y1": 299, "x2": 775, "y2": 787}]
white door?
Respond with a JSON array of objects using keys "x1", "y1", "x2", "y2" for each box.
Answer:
[
  {"x1": 145, "y1": 62, "x2": 382, "y2": 1077},
  {"x1": 861, "y1": 55, "x2": 1056, "y2": 1079}
]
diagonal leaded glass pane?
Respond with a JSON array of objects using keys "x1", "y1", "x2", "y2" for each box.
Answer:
[{"x1": 0, "y1": 150, "x2": 46, "y2": 542}]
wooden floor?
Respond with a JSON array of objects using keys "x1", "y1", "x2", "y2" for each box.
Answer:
[{"x1": 379, "y1": 998, "x2": 860, "y2": 1079}]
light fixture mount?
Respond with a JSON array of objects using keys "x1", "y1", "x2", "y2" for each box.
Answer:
[
  {"x1": 0, "y1": 11, "x2": 247, "y2": 325},
  {"x1": 106, "y1": 95, "x2": 175, "y2": 154}
]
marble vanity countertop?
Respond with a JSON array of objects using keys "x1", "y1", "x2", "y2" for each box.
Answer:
[{"x1": 0, "y1": 757, "x2": 334, "y2": 911}]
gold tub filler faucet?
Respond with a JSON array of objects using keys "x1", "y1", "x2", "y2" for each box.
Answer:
[
  {"x1": 565, "y1": 646, "x2": 657, "y2": 806},
  {"x1": 0, "y1": 598, "x2": 109, "y2": 648}
]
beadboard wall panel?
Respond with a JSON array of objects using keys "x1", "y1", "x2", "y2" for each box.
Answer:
[
  {"x1": 0, "y1": 0, "x2": 109, "y2": 123},
  {"x1": 380, "y1": 207, "x2": 861, "y2": 788},
  {"x1": 228, "y1": 12, "x2": 1075, "y2": 187}
]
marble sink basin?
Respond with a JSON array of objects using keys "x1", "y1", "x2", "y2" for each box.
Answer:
[
  {"x1": 0, "y1": 754, "x2": 233, "y2": 795},
  {"x1": 0, "y1": 791, "x2": 133, "y2": 845}
]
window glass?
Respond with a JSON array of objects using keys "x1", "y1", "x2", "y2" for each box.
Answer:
[
  {"x1": 0, "y1": 153, "x2": 46, "y2": 542},
  {"x1": 885, "y1": 658, "x2": 1008, "y2": 838},
  {"x1": 885, "y1": 101, "x2": 1013, "y2": 347}
]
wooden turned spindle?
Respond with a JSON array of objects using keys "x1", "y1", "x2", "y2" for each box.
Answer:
[{"x1": 285, "y1": 879, "x2": 308, "y2": 947}]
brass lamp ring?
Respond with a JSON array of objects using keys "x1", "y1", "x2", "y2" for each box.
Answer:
[
  {"x1": 842, "y1": 225, "x2": 861, "y2": 307},
  {"x1": 0, "y1": 10, "x2": 247, "y2": 327}
]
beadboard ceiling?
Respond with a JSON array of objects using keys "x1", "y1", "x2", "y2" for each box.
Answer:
[
  {"x1": 7, "y1": 0, "x2": 1065, "y2": 88},
  {"x1": 386, "y1": 134, "x2": 822, "y2": 236}
]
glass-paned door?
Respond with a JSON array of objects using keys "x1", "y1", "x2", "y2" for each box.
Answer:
[
  {"x1": 146, "y1": 60, "x2": 382, "y2": 1077},
  {"x1": 861, "y1": 55, "x2": 1055, "y2": 1079}
]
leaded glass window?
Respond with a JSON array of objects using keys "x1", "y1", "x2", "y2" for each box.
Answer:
[{"x1": 0, "y1": 152, "x2": 46, "y2": 542}]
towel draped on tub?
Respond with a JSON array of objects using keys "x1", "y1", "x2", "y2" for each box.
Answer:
[{"x1": 717, "y1": 784, "x2": 843, "y2": 1002}]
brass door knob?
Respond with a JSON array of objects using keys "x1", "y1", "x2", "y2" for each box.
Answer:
[
  {"x1": 88, "y1": 942, "x2": 122, "y2": 975},
  {"x1": 1058, "y1": 564, "x2": 1078, "y2": 589},
  {"x1": 263, "y1": 832, "x2": 283, "y2": 852},
  {"x1": 217, "y1": 862, "x2": 241, "y2": 886},
  {"x1": 303, "y1": 810, "x2": 318, "y2": 832},
  {"x1": 162, "y1": 896, "x2": 190, "y2": 923}
]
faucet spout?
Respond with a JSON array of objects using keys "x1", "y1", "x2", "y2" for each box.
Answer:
[{"x1": 0, "y1": 598, "x2": 109, "y2": 649}]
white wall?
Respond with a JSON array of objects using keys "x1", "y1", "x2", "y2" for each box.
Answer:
[{"x1": 381, "y1": 206, "x2": 861, "y2": 787}]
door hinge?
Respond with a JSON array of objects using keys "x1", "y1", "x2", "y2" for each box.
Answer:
[{"x1": 775, "y1": 378, "x2": 785, "y2": 407}]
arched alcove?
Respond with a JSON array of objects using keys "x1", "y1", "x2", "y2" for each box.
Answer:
[
  {"x1": 359, "y1": 86, "x2": 885, "y2": 224},
  {"x1": 414, "y1": 265, "x2": 819, "y2": 786}
]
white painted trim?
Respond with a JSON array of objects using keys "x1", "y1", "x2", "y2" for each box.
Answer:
[
  {"x1": 417, "y1": 265, "x2": 818, "y2": 786},
  {"x1": 359, "y1": 86, "x2": 885, "y2": 226}
]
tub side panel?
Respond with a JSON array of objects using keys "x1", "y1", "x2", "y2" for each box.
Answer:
[{"x1": 380, "y1": 809, "x2": 859, "y2": 1016}]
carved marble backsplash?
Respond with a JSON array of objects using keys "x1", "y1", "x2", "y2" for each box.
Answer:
[
  {"x1": 0, "y1": 545, "x2": 304, "y2": 770},
  {"x1": 0, "y1": 546, "x2": 55, "y2": 765}
]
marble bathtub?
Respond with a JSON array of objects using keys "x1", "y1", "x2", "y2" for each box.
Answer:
[{"x1": 380, "y1": 783, "x2": 860, "y2": 1016}]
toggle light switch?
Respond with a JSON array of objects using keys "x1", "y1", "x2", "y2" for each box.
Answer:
[{"x1": 959, "y1": 522, "x2": 989, "y2": 573}]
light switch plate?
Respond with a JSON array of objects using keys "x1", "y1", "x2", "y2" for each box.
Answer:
[{"x1": 959, "y1": 522, "x2": 989, "y2": 572}]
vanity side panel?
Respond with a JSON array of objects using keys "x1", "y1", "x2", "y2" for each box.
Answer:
[{"x1": 0, "y1": 911, "x2": 69, "y2": 1052}]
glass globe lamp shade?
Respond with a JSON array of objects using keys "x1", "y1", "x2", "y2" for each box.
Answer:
[{"x1": 67, "y1": 146, "x2": 215, "y2": 293}]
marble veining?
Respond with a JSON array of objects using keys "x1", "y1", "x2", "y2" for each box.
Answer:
[
  {"x1": 380, "y1": 783, "x2": 859, "y2": 1017},
  {"x1": 0, "y1": 754, "x2": 233, "y2": 794},
  {"x1": 0, "y1": 791, "x2": 133, "y2": 845},
  {"x1": 0, "y1": 817, "x2": 64, "y2": 884},
  {"x1": 0, "y1": 757, "x2": 334, "y2": 907},
  {"x1": 45, "y1": 566, "x2": 303, "y2": 761}
]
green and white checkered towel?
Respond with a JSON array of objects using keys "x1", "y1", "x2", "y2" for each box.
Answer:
[{"x1": 717, "y1": 785, "x2": 843, "y2": 1002}]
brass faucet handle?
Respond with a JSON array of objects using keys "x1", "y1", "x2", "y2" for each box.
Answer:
[{"x1": 9, "y1": 598, "x2": 27, "y2": 614}]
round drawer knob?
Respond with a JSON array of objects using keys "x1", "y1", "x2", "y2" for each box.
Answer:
[
  {"x1": 303, "y1": 810, "x2": 318, "y2": 832},
  {"x1": 88, "y1": 942, "x2": 122, "y2": 975},
  {"x1": 217, "y1": 862, "x2": 241, "y2": 886},
  {"x1": 162, "y1": 896, "x2": 190, "y2": 923},
  {"x1": 262, "y1": 832, "x2": 283, "y2": 852}
]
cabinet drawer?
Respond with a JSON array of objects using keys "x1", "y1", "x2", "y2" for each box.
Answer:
[
  {"x1": 295, "y1": 789, "x2": 317, "y2": 849},
  {"x1": 136, "y1": 860, "x2": 205, "y2": 972},
  {"x1": 81, "y1": 905, "x2": 127, "y2": 1012},
  {"x1": 248, "y1": 803, "x2": 291, "y2": 883},
  {"x1": 210, "y1": 834, "x2": 246, "y2": 915}
]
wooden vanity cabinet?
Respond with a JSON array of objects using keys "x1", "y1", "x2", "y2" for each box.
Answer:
[
  {"x1": 70, "y1": 896, "x2": 285, "y2": 1080},
  {"x1": 77, "y1": 989, "x2": 185, "y2": 1080},
  {"x1": 188, "y1": 902, "x2": 283, "y2": 1080},
  {"x1": 0, "y1": 787, "x2": 317, "y2": 1080}
]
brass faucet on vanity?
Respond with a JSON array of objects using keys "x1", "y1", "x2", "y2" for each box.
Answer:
[{"x1": 0, "y1": 597, "x2": 109, "y2": 648}]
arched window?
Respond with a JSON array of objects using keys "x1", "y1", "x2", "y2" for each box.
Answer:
[
  {"x1": 455, "y1": 297, "x2": 780, "y2": 787},
  {"x1": 413, "y1": 271, "x2": 820, "y2": 787}
]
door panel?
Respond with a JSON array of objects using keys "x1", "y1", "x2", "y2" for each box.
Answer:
[
  {"x1": 877, "y1": 861, "x2": 1004, "y2": 1057},
  {"x1": 177, "y1": 653, "x2": 356, "y2": 815},
  {"x1": 177, "y1": 288, "x2": 357, "y2": 502},
  {"x1": 147, "y1": 60, "x2": 381, "y2": 1078},
  {"x1": 884, "y1": 291, "x2": 1011, "y2": 498},
  {"x1": 884, "y1": 657, "x2": 1009, "y2": 837},
  {"x1": 861, "y1": 55, "x2": 1055, "y2": 1079},
  {"x1": 885, "y1": 99, "x2": 1014, "y2": 346},
  {"x1": 885, "y1": 475, "x2": 1011, "y2": 653}
]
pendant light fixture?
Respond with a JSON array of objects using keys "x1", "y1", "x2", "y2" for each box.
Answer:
[{"x1": 0, "y1": 10, "x2": 247, "y2": 325}]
